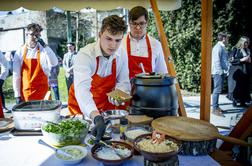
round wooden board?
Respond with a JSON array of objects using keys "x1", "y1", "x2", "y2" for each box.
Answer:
[
  {"x1": 0, "y1": 118, "x2": 14, "y2": 133},
  {"x1": 151, "y1": 116, "x2": 218, "y2": 141}
]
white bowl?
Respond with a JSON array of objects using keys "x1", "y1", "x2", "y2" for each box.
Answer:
[{"x1": 55, "y1": 145, "x2": 87, "y2": 165}]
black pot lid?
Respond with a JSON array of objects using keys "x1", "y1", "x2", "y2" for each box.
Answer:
[{"x1": 135, "y1": 72, "x2": 169, "y2": 79}]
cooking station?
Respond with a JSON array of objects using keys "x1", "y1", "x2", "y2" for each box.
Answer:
[{"x1": 0, "y1": 133, "x2": 220, "y2": 166}]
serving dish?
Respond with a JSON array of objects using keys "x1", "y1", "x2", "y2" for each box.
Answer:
[
  {"x1": 55, "y1": 145, "x2": 88, "y2": 165},
  {"x1": 41, "y1": 119, "x2": 90, "y2": 147},
  {"x1": 91, "y1": 141, "x2": 133, "y2": 165},
  {"x1": 134, "y1": 133, "x2": 181, "y2": 162}
]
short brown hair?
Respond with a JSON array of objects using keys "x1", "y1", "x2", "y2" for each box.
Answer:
[
  {"x1": 100, "y1": 15, "x2": 127, "y2": 35},
  {"x1": 217, "y1": 32, "x2": 227, "y2": 41},
  {"x1": 27, "y1": 23, "x2": 43, "y2": 33},
  {"x1": 129, "y1": 6, "x2": 148, "y2": 22}
]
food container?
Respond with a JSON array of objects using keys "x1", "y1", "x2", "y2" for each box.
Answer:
[
  {"x1": 41, "y1": 119, "x2": 90, "y2": 147},
  {"x1": 55, "y1": 145, "x2": 88, "y2": 165},
  {"x1": 125, "y1": 126, "x2": 151, "y2": 143},
  {"x1": 102, "y1": 110, "x2": 129, "y2": 133},
  {"x1": 130, "y1": 73, "x2": 178, "y2": 118},
  {"x1": 12, "y1": 100, "x2": 61, "y2": 130},
  {"x1": 91, "y1": 141, "x2": 134, "y2": 165},
  {"x1": 134, "y1": 133, "x2": 181, "y2": 162}
]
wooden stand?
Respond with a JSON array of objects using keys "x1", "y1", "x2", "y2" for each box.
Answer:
[
  {"x1": 144, "y1": 155, "x2": 179, "y2": 166},
  {"x1": 220, "y1": 105, "x2": 252, "y2": 150}
]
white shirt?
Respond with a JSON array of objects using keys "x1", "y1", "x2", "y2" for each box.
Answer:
[
  {"x1": 63, "y1": 51, "x2": 77, "y2": 77},
  {"x1": 74, "y1": 40, "x2": 131, "y2": 118},
  {"x1": 0, "y1": 51, "x2": 9, "y2": 80},
  {"x1": 13, "y1": 43, "x2": 58, "y2": 97},
  {"x1": 122, "y1": 34, "x2": 168, "y2": 74}
]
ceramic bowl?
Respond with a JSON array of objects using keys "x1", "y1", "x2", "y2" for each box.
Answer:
[
  {"x1": 134, "y1": 133, "x2": 181, "y2": 162},
  {"x1": 55, "y1": 145, "x2": 87, "y2": 165},
  {"x1": 91, "y1": 141, "x2": 133, "y2": 165}
]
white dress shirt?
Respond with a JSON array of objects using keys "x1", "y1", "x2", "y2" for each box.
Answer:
[
  {"x1": 73, "y1": 40, "x2": 131, "y2": 118},
  {"x1": 122, "y1": 34, "x2": 168, "y2": 74},
  {"x1": 13, "y1": 43, "x2": 58, "y2": 97},
  {"x1": 0, "y1": 51, "x2": 9, "y2": 80}
]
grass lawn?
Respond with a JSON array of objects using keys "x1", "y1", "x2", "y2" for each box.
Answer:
[{"x1": 3, "y1": 67, "x2": 68, "y2": 104}]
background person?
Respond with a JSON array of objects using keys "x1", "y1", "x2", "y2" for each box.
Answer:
[
  {"x1": 63, "y1": 42, "x2": 77, "y2": 92},
  {"x1": 122, "y1": 6, "x2": 168, "y2": 79},
  {"x1": 13, "y1": 23, "x2": 58, "y2": 103},
  {"x1": 211, "y1": 32, "x2": 229, "y2": 117},
  {"x1": 0, "y1": 51, "x2": 9, "y2": 115},
  {"x1": 228, "y1": 36, "x2": 251, "y2": 107},
  {"x1": 68, "y1": 15, "x2": 130, "y2": 143}
]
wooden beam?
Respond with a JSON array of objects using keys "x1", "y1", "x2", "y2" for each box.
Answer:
[
  {"x1": 150, "y1": 0, "x2": 187, "y2": 117},
  {"x1": 200, "y1": 0, "x2": 212, "y2": 122},
  {"x1": 220, "y1": 105, "x2": 252, "y2": 150}
]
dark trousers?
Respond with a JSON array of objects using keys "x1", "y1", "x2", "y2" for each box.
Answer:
[
  {"x1": 65, "y1": 75, "x2": 73, "y2": 92},
  {"x1": 0, "y1": 79, "x2": 6, "y2": 108},
  {"x1": 212, "y1": 74, "x2": 224, "y2": 109},
  {"x1": 51, "y1": 86, "x2": 60, "y2": 100}
]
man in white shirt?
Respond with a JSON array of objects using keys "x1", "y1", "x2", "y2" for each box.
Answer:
[
  {"x1": 68, "y1": 15, "x2": 130, "y2": 143},
  {"x1": 122, "y1": 6, "x2": 168, "y2": 79},
  {"x1": 0, "y1": 51, "x2": 9, "y2": 116},
  {"x1": 13, "y1": 23, "x2": 58, "y2": 103},
  {"x1": 63, "y1": 42, "x2": 77, "y2": 92}
]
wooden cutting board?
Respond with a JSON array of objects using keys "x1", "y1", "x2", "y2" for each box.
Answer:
[
  {"x1": 126, "y1": 115, "x2": 153, "y2": 124},
  {"x1": 152, "y1": 116, "x2": 252, "y2": 147}
]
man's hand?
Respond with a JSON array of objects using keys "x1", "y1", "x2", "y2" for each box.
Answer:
[
  {"x1": 91, "y1": 115, "x2": 106, "y2": 144},
  {"x1": 15, "y1": 97, "x2": 23, "y2": 104},
  {"x1": 108, "y1": 96, "x2": 125, "y2": 106},
  {"x1": 37, "y1": 38, "x2": 46, "y2": 48}
]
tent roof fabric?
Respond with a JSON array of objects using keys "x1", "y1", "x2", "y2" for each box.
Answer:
[{"x1": 1, "y1": 0, "x2": 181, "y2": 11}]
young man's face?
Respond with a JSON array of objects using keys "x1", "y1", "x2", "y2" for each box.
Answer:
[
  {"x1": 67, "y1": 45, "x2": 75, "y2": 52},
  {"x1": 99, "y1": 29, "x2": 124, "y2": 56},
  {"x1": 129, "y1": 15, "x2": 147, "y2": 40},
  {"x1": 26, "y1": 29, "x2": 40, "y2": 46}
]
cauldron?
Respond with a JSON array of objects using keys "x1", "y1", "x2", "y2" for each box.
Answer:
[{"x1": 130, "y1": 73, "x2": 178, "y2": 118}]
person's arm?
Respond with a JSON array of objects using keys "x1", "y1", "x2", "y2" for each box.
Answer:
[
  {"x1": 62, "y1": 53, "x2": 68, "y2": 70},
  {"x1": 42, "y1": 45, "x2": 58, "y2": 68},
  {"x1": 115, "y1": 47, "x2": 131, "y2": 94},
  {"x1": 154, "y1": 40, "x2": 168, "y2": 74},
  {"x1": 12, "y1": 48, "x2": 22, "y2": 98},
  {"x1": 73, "y1": 49, "x2": 98, "y2": 118},
  {"x1": 0, "y1": 52, "x2": 9, "y2": 80}
]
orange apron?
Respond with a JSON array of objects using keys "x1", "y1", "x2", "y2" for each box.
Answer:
[
  {"x1": 127, "y1": 34, "x2": 153, "y2": 79},
  {"x1": 21, "y1": 45, "x2": 49, "y2": 101},
  {"x1": 68, "y1": 57, "x2": 117, "y2": 115},
  {"x1": 0, "y1": 96, "x2": 4, "y2": 118}
]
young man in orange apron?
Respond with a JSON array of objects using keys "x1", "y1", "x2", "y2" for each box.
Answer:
[
  {"x1": 122, "y1": 6, "x2": 168, "y2": 79},
  {"x1": 68, "y1": 15, "x2": 130, "y2": 143},
  {"x1": 13, "y1": 23, "x2": 58, "y2": 103}
]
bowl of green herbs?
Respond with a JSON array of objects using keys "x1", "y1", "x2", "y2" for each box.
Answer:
[{"x1": 41, "y1": 119, "x2": 90, "y2": 147}]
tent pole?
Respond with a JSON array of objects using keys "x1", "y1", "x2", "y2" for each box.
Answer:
[
  {"x1": 150, "y1": 0, "x2": 187, "y2": 117},
  {"x1": 200, "y1": 0, "x2": 212, "y2": 122}
]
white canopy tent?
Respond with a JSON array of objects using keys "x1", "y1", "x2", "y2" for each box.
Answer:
[{"x1": 1, "y1": 0, "x2": 214, "y2": 122}]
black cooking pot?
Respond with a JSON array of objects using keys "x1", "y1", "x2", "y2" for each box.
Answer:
[{"x1": 130, "y1": 73, "x2": 178, "y2": 118}]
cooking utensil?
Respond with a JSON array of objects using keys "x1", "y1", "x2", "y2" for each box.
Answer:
[
  {"x1": 38, "y1": 139, "x2": 73, "y2": 158},
  {"x1": 139, "y1": 63, "x2": 146, "y2": 74},
  {"x1": 152, "y1": 116, "x2": 252, "y2": 147},
  {"x1": 12, "y1": 100, "x2": 61, "y2": 130},
  {"x1": 29, "y1": 117, "x2": 59, "y2": 126},
  {"x1": 90, "y1": 135, "x2": 125, "y2": 158}
]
